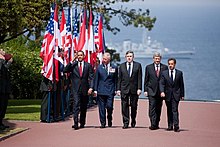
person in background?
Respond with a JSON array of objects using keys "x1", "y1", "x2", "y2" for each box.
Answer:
[
  {"x1": 160, "y1": 57, "x2": 185, "y2": 132},
  {"x1": 0, "y1": 49, "x2": 13, "y2": 130},
  {"x1": 144, "y1": 52, "x2": 168, "y2": 130},
  {"x1": 94, "y1": 52, "x2": 118, "y2": 128},
  {"x1": 39, "y1": 77, "x2": 53, "y2": 123},
  {"x1": 88, "y1": 57, "x2": 100, "y2": 107},
  {"x1": 117, "y1": 50, "x2": 142, "y2": 129},
  {"x1": 64, "y1": 51, "x2": 94, "y2": 130}
]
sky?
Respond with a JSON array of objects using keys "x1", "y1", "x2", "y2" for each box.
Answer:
[{"x1": 123, "y1": 0, "x2": 220, "y2": 7}]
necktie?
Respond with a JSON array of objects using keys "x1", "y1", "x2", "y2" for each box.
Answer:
[
  {"x1": 156, "y1": 64, "x2": 159, "y2": 77},
  {"x1": 128, "y1": 63, "x2": 131, "y2": 77},
  {"x1": 171, "y1": 70, "x2": 173, "y2": 82},
  {"x1": 105, "y1": 65, "x2": 108, "y2": 74},
  {"x1": 79, "y1": 62, "x2": 82, "y2": 77}
]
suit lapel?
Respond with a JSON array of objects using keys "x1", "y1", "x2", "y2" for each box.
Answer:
[
  {"x1": 122, "y1": 63, "x2": 129, "y2": 77},
  {"x1": 101, "y1": 64, "x2": 108, "y2": 80},
  {"x1": 153, "y1": 64, "x2": 158, "y2": 78},
  {"x1": 173, "y1": 69, "x2": 178, "y2": 84}
]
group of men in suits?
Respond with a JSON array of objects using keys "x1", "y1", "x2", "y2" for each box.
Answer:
[
  {"x1": 64, "y1": 50, "x2": 184, "y2": 132},
  {"x1": 144, "y1": 52, "x2": 184, "y2": 132}
]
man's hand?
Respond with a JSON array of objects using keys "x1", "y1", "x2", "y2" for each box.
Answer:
[
  {"x1": 144, "y1": 92, "x2": 148, "y2": 97},
  {"x1": 0, "y1": 54, "x2": 5, "y2": 60},
  {"x1": 88, "y1": 88, "x2": 93, "y2": 95},
  {"x1": 137, "y1": 89, "x2": 142, "y2": 96},
  {"x1": 160, "y1": 92, "x2": 165, "y2": 98},
  {"x1": 116, "y1": 90, "x2": 121, "y2": 96},
  {"x1": 181, "y1": 97, "x2": 184, "y2": 101},
  {"x1": 93, "y1": 91, "x2": 97, "y2": 97},
  {"x1": 73, "y1": 53, "x2": 78, "y2": 61}
]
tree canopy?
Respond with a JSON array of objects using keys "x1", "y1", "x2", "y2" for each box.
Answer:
[{"x1": 0, "y1": 0, "x2": 156, "y2": 44}]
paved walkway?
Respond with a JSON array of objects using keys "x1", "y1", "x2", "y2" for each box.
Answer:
[{"x1": 1, "y1": 99, "x2": 220, "y2": 147}]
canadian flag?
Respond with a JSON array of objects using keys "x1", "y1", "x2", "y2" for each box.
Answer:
[
  {"x1": 87, "y1": 8, "x2": 96, "y2": 66},
  {"x1": 77, "y1": 9, "x2": 88, "y2": 53},
  {"x1": 54, "y1": 5, "x2": 63, "y2": 82}
]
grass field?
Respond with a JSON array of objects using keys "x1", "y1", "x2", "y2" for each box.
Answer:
[{"x1": 5, "y1": 99, "x2": 41, "y2": 121}]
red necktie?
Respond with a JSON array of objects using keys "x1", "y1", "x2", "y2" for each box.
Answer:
[
  {"x1": 79, "y1": 62, "x2": 82, "y2": 77},
  {"x1": 156, "y1": 64, "x2": 159, "y2": 77}
]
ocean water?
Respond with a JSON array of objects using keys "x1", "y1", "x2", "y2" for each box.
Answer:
[{"x1": 105, "y1": 4, "x2": 220, "y2": 101}]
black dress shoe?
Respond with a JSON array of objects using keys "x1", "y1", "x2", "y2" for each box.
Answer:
[
  {"x1": 72, "y1": 125, "x2": 79, "y2": 130},
  {"x1": 80, "y1": 125, "x2": 85, "y2": 128},
  {"x1": 149, "y1": 126, "x2": 159, "y2": 130},
  {"x1": 0, "y1": 125, "x2": 6, "y2": 130},
  {"x1": 1, "y1": 124, "x2": 9, "y2": 128},
  {"x1": 122, "y1": 125, "x2": 128, "y2": 129},
  {"x1": 100, "y1": 125, "x2": 105, "y2": 129},
  {"x1": 108, "y1": 121, "x2": 112, "y2": 127},
  {"x1": 174, "y1": 127, "x2": 180, "y2": 132},
  {"x1": 166, "y1": 127, "x2": 173, "y2": 131},
  {"x1": 131, "y1": 122, "x2": 136, "y2": 128}
]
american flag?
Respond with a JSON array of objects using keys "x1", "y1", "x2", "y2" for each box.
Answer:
[
  {"x1": 94, "y1": 13, "x2": 100, "y2": 50},
  {"x1": 72, "y1": 7, "x2": 79, "y2": 54},
  {"x1": 40, "y1": 4, "x2": 54, "y2": 60},
  {"x1": 40, "y1": 3, "x2": 56, "y2": 81}
]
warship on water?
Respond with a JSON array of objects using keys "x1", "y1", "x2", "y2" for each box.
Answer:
[{"x1": 107, "y1": 32, "x2": 195, "y2": 59}]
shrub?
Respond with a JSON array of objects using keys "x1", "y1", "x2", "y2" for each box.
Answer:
[{"x1": 0, "y1": 36, "x2": 43, "y2": 99}]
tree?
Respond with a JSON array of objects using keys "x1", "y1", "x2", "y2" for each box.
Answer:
[
  {"x1": 0, "y1": 0, "x2": 51, "y2": 44},
  {"x1": 0, "y1": 0, "x2": 156, "y2": 44}
]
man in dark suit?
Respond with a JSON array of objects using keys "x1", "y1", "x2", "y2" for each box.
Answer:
[
  {"x1": 144, "y1": 52, "x2": 168, "y2": 130},
  {"x1": 117, "y1": 50, "x2": 142, "y2": 129},
  {"x1": 64, "y1": 51, "x2": 94, "y2": 130},
  {"x1": 160, "y1": 58, "x2": 184, "y2": 132},
  {"x1": 0, "y1": 49, "x2": 13, "y2": 130},
  {"x1": 94, "y1": 52, "x2": 118, "y2": 128}
]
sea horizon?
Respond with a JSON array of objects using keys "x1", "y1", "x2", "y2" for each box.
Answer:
[{"x1": 105, "y1": 3, "x2": 220, "y2": 101}]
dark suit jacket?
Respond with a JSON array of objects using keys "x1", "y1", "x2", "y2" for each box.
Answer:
[
  {"x1": 159, "y1": 69, "x2": 185, "y2": 101},
  {"x1": 117, "y1": 61, "x2": 142, "y2": 96},
  {"x1": 94, "y1": 63, "x2": 118, "y2": 96},
  {"x1": 0, "y1": 59, "x2": 12, "y2": 94},
  {"x1": 64, "y1": 61, "x2": 94, "y2": 96},
  {"x1": 144, "y1": 63, "x2": 168, "y2": 96}
]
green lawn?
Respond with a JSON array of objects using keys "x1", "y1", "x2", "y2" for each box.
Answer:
[{"x1": 5, "y1": 99, "x2": 41, "y2": 121}]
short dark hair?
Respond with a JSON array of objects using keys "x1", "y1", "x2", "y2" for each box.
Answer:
[
  {"x1": 77, "y1": 50, "x2": 84, "y2": 55},
  {"x1": 168, "y1": 57, "x2": 176, "y2": 64}
]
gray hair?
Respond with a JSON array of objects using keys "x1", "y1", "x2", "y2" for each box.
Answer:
[{"x1": 153, "y1": 52, "x2": 161, "y2": 58}]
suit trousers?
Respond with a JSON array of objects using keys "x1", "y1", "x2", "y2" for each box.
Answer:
[
  {"x1": 165, "y1": 96, "x2": 179, "y2": 128},
  {"x1": 97, "y1": 95, "x2": 114, "y2": 126},
  {"x1": 148, "y1": 95, "x2": 163, "y2": 127},
  {"x1": 40, "y1": 91, "x2": 49, "y2": 121},
  {"x1": 73, "y1": 90, "x2": 89, "y2": 126},
  {"x1": 0, "y1": 93, "x2": 9, "y2": 122},
  {"x1": 121, "y1": 93, "x2": 138, "y2": 125}
]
